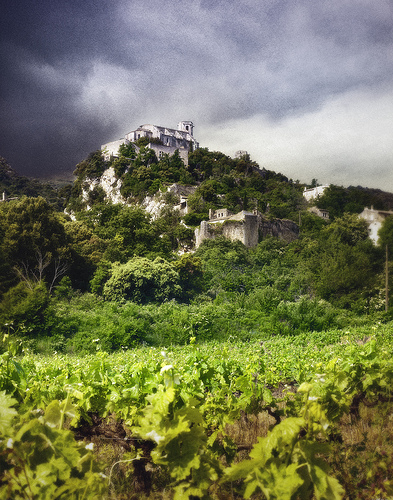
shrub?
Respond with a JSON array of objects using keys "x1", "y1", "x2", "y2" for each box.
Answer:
[
  {"x1": 103, "y1": 257, "x2": 181, "y2": 304},
  {"x1": 0, "y1": 282, "x2": 49, "y2": 336},
  {"x1": 47, "y1": 295, "x2": 153, "y2": 353},
  {"x1": 272, "y1": 297, "x2": 339, "y2": 334}
]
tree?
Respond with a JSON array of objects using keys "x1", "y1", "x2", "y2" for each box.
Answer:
[
  {"x1": 102, "y1": 257, "x2": 181, "y2": 304},
  {"x1": 173, "y1": 254, "x2": 203, "y2": 301},
  {"x1": 378, "y1": 216, "x2": 393, "y2": 249},
  {"x1": 314, "y1": 185, "x2": 349, "y2": 219},
  {"x1": 73, "y1": 150, "x2": 107, "y2": 180},
  {"x1": 322, "y1": 213, "x2": 369, "y2": 246},
  {"x1": 118, "y1": 142, "x2": 136, "y2": 159},
  {"x1": 0, "y1": 197, "x2": 70, "y2": 292},
  {"x1": 0, "y1": 281, "x2": 49, "y2": 335},
  {"x1": 305, "y1": 214, "x2": 381, "y2": 309},
  {"x1": 195, "y1": 237, "x2": 252, "y2": 294}
]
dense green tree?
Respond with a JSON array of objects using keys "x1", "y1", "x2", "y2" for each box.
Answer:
[
  {"x1": 0, "y1": 197, "x2": 70, "y2": 292},
  {"x1": 173, "y1": 254, "x2": 204, "y2": 301},
  {"x1": 314, "y1": 185, "x2": 348, "y2": 219},
  {"x1": 0, "y1": 281, "x2": 49, "y2": 335},
  {"x1": 0, "y1": 245, "x2": 14, "y2": 299},
  {"x1": 67, "y1": 151, "x2": 108, "y2": 210},
  {"x1": 195, "y1": 237, "x2": 253, "y2": 294},
  {"x1": 118, "y1": 142, "x2": 136, "y2": 159},
  {"x1": 102, "y1": 257, "x2": 181, "y2": 304},
  {"x1": 152, "y1": 207, "x2": 194, "y2": 252},
  {"x1": 73, "y1": 150, "x2": 107, "y2": 180},
  {"x1": 313, "y1": 185, "x2": 393, "y2": 219},
  {"x1": 298, "y1": 211, "x2": 329, "y2": 237},
  {"x1": 310, "y1": 243, "x2": 379, "y2": 310},
  {"x1": 378, "y1": 216, "x2": 393, "y2": 250},
  {"x1": 75, "y1": 202, "x2": 173, "y2": 262},
  {"x1": 305, "y1": 214, "x2": 382, "y2": 310},
  {"x1": 322, "y1": 213, "x2": 369, "y2": 246},
  {"x1": 63, "y1": 220, "x2": 105, "y2": 290}
]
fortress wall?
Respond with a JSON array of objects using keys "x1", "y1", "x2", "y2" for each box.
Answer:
[
  {"x1": 243, "y1": 214, "x2": 259, "y2": 247},
  {"x1": 195, "y1": 213, "x2": 299, "y2": 249},
  {"x1": 222, "y1": 221, "x2": 247, "y2": 246},
  {"x1": 195, "y1": 220, "x2": 211, "y2": 248},
  {"x1": 259, "y1": 217, "x2": 299, "y2": 242}
]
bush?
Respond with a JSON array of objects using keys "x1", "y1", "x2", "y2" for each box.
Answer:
[
  {"x1": 0, "y1": 282, "x2": 49, "y2": 336},
  {"x1": 46, "y1": 295, "x2": 153, "y2": 353},
  {"x1": 272, "y1": 297, "x2": 339, "y2": 334},
  {"x1": 103, "y1": 257, "x2": 181, "y2": 304}
]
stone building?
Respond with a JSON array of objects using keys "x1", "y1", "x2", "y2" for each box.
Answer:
[
  {"x1": 195, "y1": 209, "x2": 299, "y2": 248},
  {"x1": 303, "y1": 185, "x2": 329, "y2": 202},
  {"x1": 308, "y1": 206, "x2": 329, "y2": 220},
  {"x1": 101, "y1": 121, "x2": 198, "y2": 165},
  {"x1": 195, "y1": 209, "x2": 259, "y2": 248},
  {"x1": 359, "y1": 206, "x2": 393, "y2": 244}
]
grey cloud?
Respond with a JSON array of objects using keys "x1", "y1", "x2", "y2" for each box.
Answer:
[{"x1": 0, "y1": 0, "x2": 392, "y2": 188}]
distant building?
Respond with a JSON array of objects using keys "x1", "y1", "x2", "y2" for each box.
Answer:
[
  {"x1": 194, "y1": 209, "x2": 299, "y2": 249},
  {"x1": 101, "y1": 121, "x2": 198, "y2": 165},
  {"x1": 308, "y1": 206, "x2": 329, "y2": 220},
  {"x1": 359, "y1": 206, "x2": 393, "y2": 244},
  {"x1": 0, "y1": 192, "x2": 18, "y2": 202},
  {"x1": 303, "y1": 185, "x2": 329, "y2": 202},
  {"x1": 195, "y1": 209, "x2": 259, "y2": 248}
]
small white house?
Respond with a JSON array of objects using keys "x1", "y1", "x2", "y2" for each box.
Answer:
[{"x1": 303, "y1": 185, "x2": 329, "y2": 202}]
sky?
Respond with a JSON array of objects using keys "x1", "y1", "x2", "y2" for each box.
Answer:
[{"x1": 1, "y1": 0, "x2": 393, "y2": 190}]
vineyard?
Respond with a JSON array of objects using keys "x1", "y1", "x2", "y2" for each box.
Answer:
[
  {"x1": 1, "y1": 322, "x2": 393, "y2": 499},
  {"x1": 2, "y1": 103, "x2": 393, "y2": 499}
]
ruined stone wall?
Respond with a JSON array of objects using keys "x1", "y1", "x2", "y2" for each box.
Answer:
[
  {"x1": 195, "y1": 213, "x2": 299, "y2": 249},
  {"x1": 195, "y1": 217, "x2": 258, "y2": 248},
  {"x1": 221, "y1": 216, "x2": 259, "y2": 247},
  {"x1": 221, "y1": 220, "x2": 247, "y2": 246},
  {"x1": 258, "y1": 216, "x2": 299, "y2": 242},
  {"x1": 195, "y1": 220, "x2": 212, "y2": 248},
  {"x1": 244, "y1": 214, "x2": 259, "y2": 247}
]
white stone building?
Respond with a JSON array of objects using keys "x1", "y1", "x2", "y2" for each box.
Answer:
[
  {"x1": 303, "y1": 185, "x2": 329, "y2": 202},
  {"x1": 101, "y1": 121, "x2": 198, "y2": 165}
]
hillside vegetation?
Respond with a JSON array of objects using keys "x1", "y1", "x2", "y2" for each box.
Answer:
[
  {"x1": 0, "y1": 156, "x2": 67, "y2": 208},
  {"x1": 1, "y1": 147, "x2": 393, "y2": 347},
  {"x1": 1, "y1": 148, "x2": 393, "y2": 498}
]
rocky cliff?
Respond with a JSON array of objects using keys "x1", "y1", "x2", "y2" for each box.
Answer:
[{"x1": 81, "y1": 166, "x2": 197, "y2": 219}]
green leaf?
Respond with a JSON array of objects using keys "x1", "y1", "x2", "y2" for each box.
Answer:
[
  {"x1": 44, "y1": 400, "x2": 62, "y2": 428},
  {"x1": 0, "y1": 391, "x2": 17, "y2": 435}
]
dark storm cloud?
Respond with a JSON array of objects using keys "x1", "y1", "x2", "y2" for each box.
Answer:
[{"x1": 1, "y1": 0, "x2": 392, "y2": 188}]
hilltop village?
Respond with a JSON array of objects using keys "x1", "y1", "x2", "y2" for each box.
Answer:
[{"x1": 96, "y1": 121, "x2": 391, "y2": 248}]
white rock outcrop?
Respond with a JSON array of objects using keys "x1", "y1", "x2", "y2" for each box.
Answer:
[
  {"x1": 81, "y1": 170, "x2": 197, "y2": 220},
  {"x1": 81, "y1": 167, "x2": 125, "y2": 208}
]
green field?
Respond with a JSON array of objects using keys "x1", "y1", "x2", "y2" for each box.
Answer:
[{"x1": 1, "y1": 321, "x2": 393, "y2": 499}]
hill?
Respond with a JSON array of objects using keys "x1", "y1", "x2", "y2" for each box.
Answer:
[
  {"x1": 0, "y1": 156, "x2": 65, "y2": 205},
  {"x1": 66, "y1": 146, "x2": 393, "y2": 224}
]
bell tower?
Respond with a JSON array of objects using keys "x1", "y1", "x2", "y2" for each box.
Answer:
[{"x1": 177, "y1": 121, "x2": 194, "y2": 136}]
